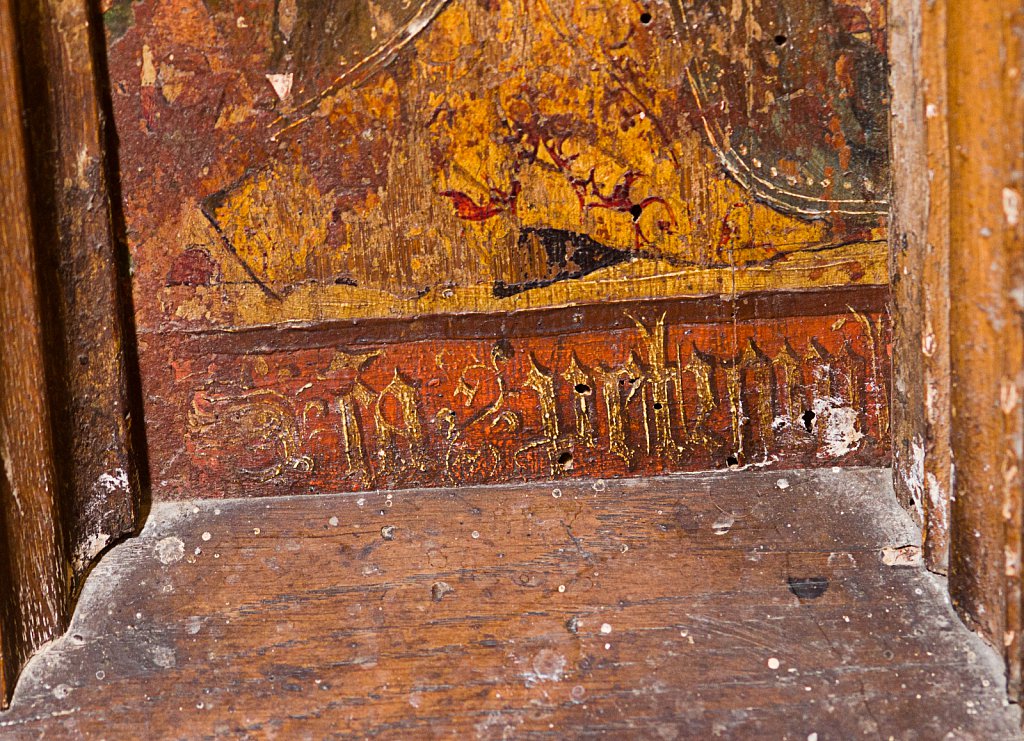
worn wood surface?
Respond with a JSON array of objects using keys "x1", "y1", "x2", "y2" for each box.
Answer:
[
  {"x1": 946, "y1": 0, "x2": 1024, "y2": 701},
  {"x1": 145, "y1": 287, "x2": 890, "y2": 499},
  {"x1": 15, "y1": 0, "x2": 143, "y2": 576},
  {"x1": 0, "y1": 0, "x2": 72, "y2": 706},
  {"x1": 0, "y1": 468, "x2": 1018, "y2": 738},
  {"x1": 888, "y1": 0, "x2": 950, "y2": 573}
]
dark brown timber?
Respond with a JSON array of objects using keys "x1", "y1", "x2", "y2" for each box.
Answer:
[
  {"x1": 0, "y1": 0, "x2": 141, "y2": 708},
  {"x1": 0, "y1": 0, "x2": 72, "y2": 706}
]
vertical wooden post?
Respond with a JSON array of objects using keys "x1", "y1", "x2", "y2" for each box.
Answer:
[
  {"x1": 890, "y1": 0, "x2": 952, "y2": 573},
  {"x1": 946, "y1": 0, "x2": 1024, "y2": 699},
  {"x1": 0, "y1": 0, "x2": 73, "y2": 703},
  {"x1": 892, "y1": 0, "x2": 1024, "y2": 698},
  {"x1": 0, "y1": 0, "x2": 142, "y2": 707}
]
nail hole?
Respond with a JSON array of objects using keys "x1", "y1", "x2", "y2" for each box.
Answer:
[
  {"x1": 558, "y1": 451, "x2": 574, "y2": 468},
  {"x1": 726, "y1": 455, "x2": 739, "y2": 467},
  {"x1": 629, "y1": 204, "x2": 643, "y2": 220},
  {"x1": 801, "y1": 409, "x2": 815, "y2": 433},
  {"x1": 774, "y1": 34, "x2": 788, "y2": 45},
  {"x1": 574, "y1": 383, "x2": 591, "y2": 394},
  {"x1": 639, "y1": 11, "x2": 652, "y2": 24},
  {"x1": 653, "y1": 402, "x2": 663, "y2": 410}
]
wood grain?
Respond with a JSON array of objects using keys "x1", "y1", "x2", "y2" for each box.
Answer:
[
  {"x1": 0, "y1": 0, "x2": 142, "y2": 707},
  {"x1": 888, "y1": 0, "x2": 951, "y2": 573},
  {"x1": 0, "y1": 0, "x2": 72, "y2": 705},
  {"x1": 946, "y1": 0, "x2": 1024, "y2": 701},
  {"x1": 15, "y1": 0, "x2": 143, "y2": 576},
  {"x1": 1, "y1": 469, "x2": 1018, "y2": 738}
]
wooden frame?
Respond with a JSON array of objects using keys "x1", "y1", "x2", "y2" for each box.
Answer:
[
  {"x1": 891, "y1": 0, "x2": 1024, "y2": 702},
  {"x1": 1, "y1": 0, "x2": 1024, "y2": 717},
  {"x1": 0, "y1": 0, "x2": 141, "y2": 707}
]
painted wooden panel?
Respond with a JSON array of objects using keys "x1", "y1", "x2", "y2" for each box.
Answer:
[
  {"x1": 142, "y1": 288, "x2": 889, "y2": 497},
  {"x1": 103, "y1": 0, "x2": 891, "y2": 496}
]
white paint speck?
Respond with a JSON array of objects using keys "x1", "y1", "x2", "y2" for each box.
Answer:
[
  {"x1": 329, "y1": 516, "x2": 339, "y2": 527},
  {"x1": 471, "y1": 530, "x2": 480, "y2": 539},
  {"x1": 95, "y1": 468, "x2": 129, "y2": 495},
  {"x1": 814, "y1": 398, "x2": 864, "y2": 458},
  {"x1": 768, "y1": 657, "x2": 781, "y2": 670},
  {"x1": 155, "y1": 537, "x2": 185, "y2": 565},
  {"x1": 552, "y1": 488, "x2": 562, "y2": 499},
  {"x1": 201, "y1": 532, "x2": 212, "y2": 542},
  {"x1": 557, "y1": 585, "x2": 566, "y2": 593},
  {"x1": 775, "y1": 478, "x2": 790, "y2": 490},
  {"x1": 253, "y1": 528, "x2": 261, "y2": 535},
  {"x1": 600, "y1": 623, "x2": 612, "y2": 634}
]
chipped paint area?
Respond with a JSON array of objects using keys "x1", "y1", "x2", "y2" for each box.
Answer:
[
  {"x1": 73, "y1": 533, "x2": 111, "y2": 572},
  {"x1": 523, "y1": 649, "x2": 566, "y2": 686},
  {"x1": 813, "y1": 398, "x2": 865, "y2": 459},
  {"x1": 903, "y1": 436, "x2": 927, "y2": 522},
  {"x1": 94, "y1": 468, "x2": 129, "y2": 495},
  {"x1": 882, "y1": 544, "x2": 923, "y2": 567},
  {"x1": 150, "y1": 646, "x2": 176, "y2": 669}
]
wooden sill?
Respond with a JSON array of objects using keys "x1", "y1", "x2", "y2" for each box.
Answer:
[{"x1": 0, "y1": 468, "x2": 1017, "y2": 737}]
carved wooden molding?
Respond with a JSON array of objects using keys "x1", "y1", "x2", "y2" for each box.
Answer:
[
  {"x1": 947, "y1": 0, "x2": 1024, "y2": 700},
  {"x1": 0, "y1": 0, "x2": 141, "y2": 707},
  {"x1": 889, "y1": 0, "x2": 952, "y2": 574},
  {"x1": 891, "y1": 0, "x2": 1024, "y2": 701}
]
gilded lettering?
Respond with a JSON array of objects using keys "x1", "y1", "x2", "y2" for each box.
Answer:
[
  {"x1": 562, "y1": 353, "x2": 596, "y2": 447},
  {"x1": 740, "y1": 338, "x2": 774, "y2": 451},
  {"x1": 374, "y1": 370, "x2": 426, "y2": 473},
  {"x1": 684, "y1": 346, "x2": 717, "y2": 449}
]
